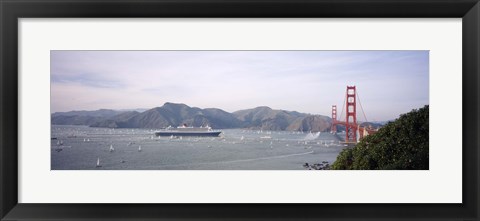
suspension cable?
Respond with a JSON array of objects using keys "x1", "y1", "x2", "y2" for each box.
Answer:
[
  {"x1": 356, "y1": 89, "x2": 368, "y2": 123},
  {"x1": 339, "y1": 93, "x2": 346, "y2": 122}
]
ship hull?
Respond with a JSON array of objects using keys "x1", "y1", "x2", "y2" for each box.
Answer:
[{"x1": 155, "y1": 131, "x2": 222, "y2": 137}]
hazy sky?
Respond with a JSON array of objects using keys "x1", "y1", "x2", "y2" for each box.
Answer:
[{"x1": 51, "y1": 51, "x2": 428, "y2": 121}]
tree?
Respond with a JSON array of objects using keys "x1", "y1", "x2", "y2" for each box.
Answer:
[{"x1": 332, "y1": 105, "x2": 429, "y2": 170}]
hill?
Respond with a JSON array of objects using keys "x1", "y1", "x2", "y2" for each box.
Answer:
[
  {"x1": 233, "y1": 106, "x2": 308, "y2": 130},
  {"x1": 232, "y1": 106, "x2": 331, "y2": 132},
  {"x1": 52, "y1": 109, "x2": 121, "y2": 118},
  {"x1": 52, "y1": 103, "x2": 333, "y2": 131},
  {"x1": 89, "y1": 111, "x2": 140, "y2": 128},
  {"x1": 51, "y1": 109, "x2": 124, "y2": 125},
  {"x1": 117, "y1": 103, "x2": 244, "y2": 129}
]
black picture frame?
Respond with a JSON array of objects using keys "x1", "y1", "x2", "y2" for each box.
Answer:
[{"x1": 1, "y1": 0, "x2": 479, "y2": 220}]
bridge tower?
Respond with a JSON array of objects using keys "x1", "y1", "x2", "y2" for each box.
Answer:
[
  {"x1": 345, "y1": 86, "x2": 357, "y2": 143},
  {"x1": 331, "y1": 105, "x2": 337, "y2": 133}
]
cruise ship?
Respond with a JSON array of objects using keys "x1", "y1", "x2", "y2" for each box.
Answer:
[{"x1": 155, "y1": 124, "x2": 222, "y2": 137}]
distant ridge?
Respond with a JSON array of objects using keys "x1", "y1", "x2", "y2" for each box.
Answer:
[
  {"x1": 52, "y1": 109, "x2": 121, "y2": 118},
  {"x1": 51, "y1": 102, "x2": 336, "y2": 132},
  {"x1": 51, "y1": 109, "x2": 123, "y2": 126},
  {"x1": 113, "y1": 103, "x2": 244, "y2": 129}
]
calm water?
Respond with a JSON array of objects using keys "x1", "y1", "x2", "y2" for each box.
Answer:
[{"x1": 51, "y1": 125, "x2": 347, "y2": 170}]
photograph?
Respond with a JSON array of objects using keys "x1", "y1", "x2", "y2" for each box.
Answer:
[{"x1": 50, "y1": 50, "x2": 429, "y2": 170}]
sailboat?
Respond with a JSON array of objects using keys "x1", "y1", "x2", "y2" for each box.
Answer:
[
  {"x1": 109, "y1": 144, "x2": 114, "y2": 152},
  {"x1": 138, "y1": 145, "x2": 142, "y2": 152},
  {"x1": 96, "y1": 158, "x2": 102, "y2": 167},
  {"x1": 54, "y1": 140, "x2": 63, "y2": 152}
]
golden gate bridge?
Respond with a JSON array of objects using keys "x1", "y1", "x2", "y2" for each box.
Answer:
[{"x1": 331, "y1": 86, "x2": 379, "y2": 144}]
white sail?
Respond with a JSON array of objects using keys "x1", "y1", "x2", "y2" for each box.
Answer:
[
  {"x1": 138, "y1": 145, "x2": 142, "y2": 152},
  {"x1": 96, "y1": 158, "x2": 101, "y2": 167},
  {"x1": 304, "y1": 132, "x2": 320, "y2": 140},
  {"x1": 109, "y1": 144, "x2": 114, "y2": 152}
]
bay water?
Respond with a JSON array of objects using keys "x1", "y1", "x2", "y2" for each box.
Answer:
[{"x1": 51, "y1": 125, "x2": 346, "y2": 170}]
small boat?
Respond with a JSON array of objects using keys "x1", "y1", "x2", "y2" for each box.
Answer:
[
  {"x1": 155, "y1": 124, "x2": 222, "y2": 137},
  {"x1": 260, "y1": 136, "x2": 271, "y2": 139},
  {"x1": 96, "y1": 158, "x2": 102, "y2": 167},
  {"x1": 109, "y1": 145, "x2": 114, "y2": 152},
  {"x1": 138, "y1": 145, "x2": 142, "y2": 152}
]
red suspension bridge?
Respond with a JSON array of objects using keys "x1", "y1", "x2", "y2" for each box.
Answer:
[{"x1": 331, "y1": 86, "x2": 379, "y2": 144}]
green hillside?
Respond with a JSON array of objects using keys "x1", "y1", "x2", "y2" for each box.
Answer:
[{"x1": 332, "y1": 105, "x2": 429, "y2": 170}]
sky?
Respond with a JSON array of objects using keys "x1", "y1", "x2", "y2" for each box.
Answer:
[{"x1": 51, "y1": 51, "x2": 428, "y2": 121}]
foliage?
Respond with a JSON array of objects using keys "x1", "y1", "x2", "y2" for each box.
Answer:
[{"x1": 332, "y1": 105, "x2": 429, "y2": 170}]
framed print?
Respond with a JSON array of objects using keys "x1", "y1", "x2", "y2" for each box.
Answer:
[{"x1": 1, "y1": 0, "x2": 479, "y2": 220}]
